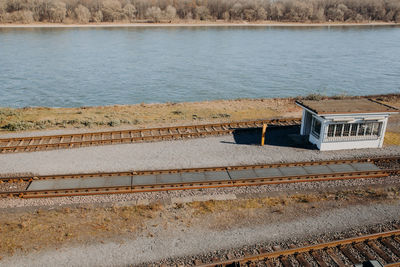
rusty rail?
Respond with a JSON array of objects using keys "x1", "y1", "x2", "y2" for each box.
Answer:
[
  {"x1": 1, "y1": 156, "x2": 398, "y2": 183},
  {"x1": 0, "y1": 118, "x2": 301, "y2": 153},
  {"x1": 0, "y1": 156, "x2": 398, "y2": 199},
  {"x1": 198, "y1": 229, "x2": 400, "y2": 266}
]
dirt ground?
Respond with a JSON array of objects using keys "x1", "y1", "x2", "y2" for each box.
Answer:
[{"x1": 0, "y1": 184, "x2": 399, "y2": 263}]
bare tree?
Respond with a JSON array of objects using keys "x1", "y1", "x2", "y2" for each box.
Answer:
[
  {"x1": 101, "y1": 0, "x2": 122, "y2": 21},
  {"x1": 384, "y1": 0, "x2": 400, "y2": 21},
  {"x1": 0, "y1": 0, "x2": 6, "y2": 21},
  {"x1": 9, "y1": 10, "x2": 34, "y2": 22},
  {"x1": 195, "y1": 5, "x2": 209, "y2": 20},
  {"x1": 243, "y1": 8, "x2": 256, "y2": 21},
  {"x1": 256, "y1": 6, "x2": 267, "y2": 20},
  {"x1": 91, "y1": 9, "x2": 102, "y2": 21},
  {"x1": 75, "y1": 4, "x2": 90, "y2": 22},
  {"x1": 230, "y1": 2, "x2": 243, "y2": 20},
  {"x1": 222, "y1": 10, "x2": 230, "y2": 20},
  {"x1": 123, "y1": 3, "x2": 136, "y2": 21},
  {"x1": 145, "y1": 6, "x2": 162, "y2": 22},
  {"x1": 311, "y1": 7, "x2": 324, "y2": 21},
  {"x1": 164, "y1": 5, "x2": 176, "y2": 20},
  {"x1": 131, "y1": 0, "x2": 150, "y2": 19},
  {"x1": 175, "y1": 0, "x2": 194, "y2": 19},
  {"x1": 185, "y1": 11, "x2": 192, "y2": 19},
  {"x1": 48, "y1": 0, "x2": 67, "y2": 22},
  {"x1": 270, "y1": 1, "x2": 284, "y2": 21},
  {"x1": 286, "y1": 0, "x2": 313, "y2": 22}
]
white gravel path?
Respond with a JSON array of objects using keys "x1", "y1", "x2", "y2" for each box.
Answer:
[
  {"x1": 0, "y1": 135, "x2": 399, "y2": 176},
  {"x1": 1, "y1": 201, "x2": 399, "y2": 267}
]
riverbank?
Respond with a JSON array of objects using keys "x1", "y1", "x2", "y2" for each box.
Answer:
[
  {"x1": 0, "y1": 94, "x2": 399, "y2": 134},
  {"x1": 0, "y1": 21, "x2": 398, "y2": 28}
]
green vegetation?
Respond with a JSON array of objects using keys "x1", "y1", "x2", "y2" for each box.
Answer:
[{"x1": 0, "y1": 0, "x2": 399, "y2": 24}]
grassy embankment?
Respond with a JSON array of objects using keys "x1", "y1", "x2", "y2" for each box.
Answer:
[
  {"x1": 0, "y1": 98, "x2": 297, "y2": 132},
  {"x1": 0, "y1": 94, "x2": 399, "y2": 144}
]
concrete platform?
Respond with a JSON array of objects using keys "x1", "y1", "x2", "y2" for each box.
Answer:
[
  {"x1": 28, "y1": 176, "x2": 132, "y2": 191},
  {"x1": 27, "y1": 162, "x2": 381, "y2": 191}
]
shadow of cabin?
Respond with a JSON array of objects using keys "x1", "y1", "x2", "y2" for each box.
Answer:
[{"x1": 225, "y1": 125, "x2": 316, "y2": 149}]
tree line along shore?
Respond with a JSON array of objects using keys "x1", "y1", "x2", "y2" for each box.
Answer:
[{"x1": 0, "y1": 0, "x2": 399, "y2": 24}]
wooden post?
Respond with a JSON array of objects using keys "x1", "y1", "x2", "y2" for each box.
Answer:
[{"x1": 261, "y1": 123, "x2": 267, "y2": 146}]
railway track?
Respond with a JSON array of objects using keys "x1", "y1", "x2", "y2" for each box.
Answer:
[
  {"x1": 198, "y1": 229, "x2": 400, "y2": 266},
  {"x1": 0, "y1": 156, "x2": 399, "y2": 198},
  {"x1": 0, "y1": 118, "x2": 300, "y2": 153}
]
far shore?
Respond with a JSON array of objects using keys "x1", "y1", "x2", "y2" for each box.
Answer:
[{"x1": 0, "y1": 21, "x2": 398, "y2": 28}]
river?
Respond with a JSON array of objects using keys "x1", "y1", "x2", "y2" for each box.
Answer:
[{"x1": 0, "y1": 25, "x2": 399, "y2": 107}]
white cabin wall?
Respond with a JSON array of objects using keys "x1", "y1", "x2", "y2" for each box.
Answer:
[
  {"x1": 378, "y1": 118, "x2": 388, "y2": 147},
  {"x1": 319, "y1": 139, "x2": 382, "y2": 151},
  {"x1": 300, "y1": 109, "x2": 306, "y2": 135},
  {"x1": 297, "y1": 106, "x2": 395, "y2": 151}
]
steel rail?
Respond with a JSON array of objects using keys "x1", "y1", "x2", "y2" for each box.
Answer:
[
  {"x1": 198, "y1": 229, "x2": 400, "y2": 266},
  {"x1": 1, "y1": 156, "x2": 398, "y2": 183},
  {"x1": 0, "y1": 118, "x2": 301, "y2": 153},
  {"x1": 1, "y1": 168, "x2": 398, "y2": 199}
]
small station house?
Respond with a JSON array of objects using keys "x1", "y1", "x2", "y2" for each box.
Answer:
[{"x1": 295, "y1": 98, "x2": 398, "y2": 151}]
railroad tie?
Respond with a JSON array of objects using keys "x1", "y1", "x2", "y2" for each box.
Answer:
[
  {"x1": 311, "y1": 250, "x2": 330, "y2": 267},
  {"x1": 354, "y1": 243, "x2": 375, "y2": 261},
  {"x1": 279, "y1": 256, "x2": 292, "y2": 267},
  {"x1": 339, "y1": 245, "x2": 361, "y2": 264},
  {"x1": 294, "y1": 253, "x2": 311, "y2": 267},
  {"x1": 367, "y1": 241, "x2": 393, "y2": 263},
  {"x1": 381, "y1": 238, "x2": 400, "y2": 257}
]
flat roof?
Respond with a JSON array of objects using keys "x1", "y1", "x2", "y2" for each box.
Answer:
[{"x1": 295, "y1": 98, "x2": 398, "y2": 115}]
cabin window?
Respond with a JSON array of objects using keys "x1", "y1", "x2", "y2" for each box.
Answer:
[
  {"x1": 350, "y1": 124, "x2": 358, "y2": 136},
  {"x1": 335, "y1": 124, "x2": 343, "y2": 137},
  {"x1": 311, "y1": 117, "x2": 321, "y2": 139},
  {"x1": 327, "y1": 124, "x2": 335, "y2": 137},
  {"x1": 325, "y1": 122, "x2": 382, "y2": 141},
  {"x1": 358, "y1": 123, "x2": 366, "y2": 135},
  {"x1": 343, "y1": 124, "x2": 351, "y2": 136},
  {"x1": 372, "y1": 122, "x2": 381, "y2": 135}
]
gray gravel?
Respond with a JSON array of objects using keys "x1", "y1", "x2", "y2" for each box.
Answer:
[
  {"x1": 1, "y1": 175, "x2": 399, "y2": 209},
  {"x1": 0, "y1": 132, "x2": 398, "y2": 266},
  {"x1": 1, "y1": 201, "x2": 400, "y2": 267},
  {"x1": 0, "y1": 134, "x2": 399, "y2": 176}
]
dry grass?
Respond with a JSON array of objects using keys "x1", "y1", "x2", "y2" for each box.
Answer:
[
  {"x1": 0, "y1": 98, "x2": 298, "y2": 133},
  {"x1": 1, "y1": 94, "x2": 398, "y2": 133},
  {"x1": 0, "y1": 203, "x2": 163, "y2": 255},
  {"x1": 187, "y1": 187, "x2": 399, "y2": 231},
  {"x1": 187, "y1": 187, "x2": 395, "y2": 216},
  {"x1": 0, "y1": 186, "x2": 398, "y2": 257},
  {"x1": 385, "y1": 132, "x2": 400, "y2": 146}
]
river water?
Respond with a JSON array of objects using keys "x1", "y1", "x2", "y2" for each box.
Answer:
[{"x1": 0, "y1": 25, "x2": 399, "y2": 108}]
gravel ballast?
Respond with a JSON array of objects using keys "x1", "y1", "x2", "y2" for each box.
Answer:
[
  {"x1": 0, "y1": 134, "x2": 399, "y2": 176},
  {"x1": 1, "y1": 176, "x2": 399, "y2": 210}
]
